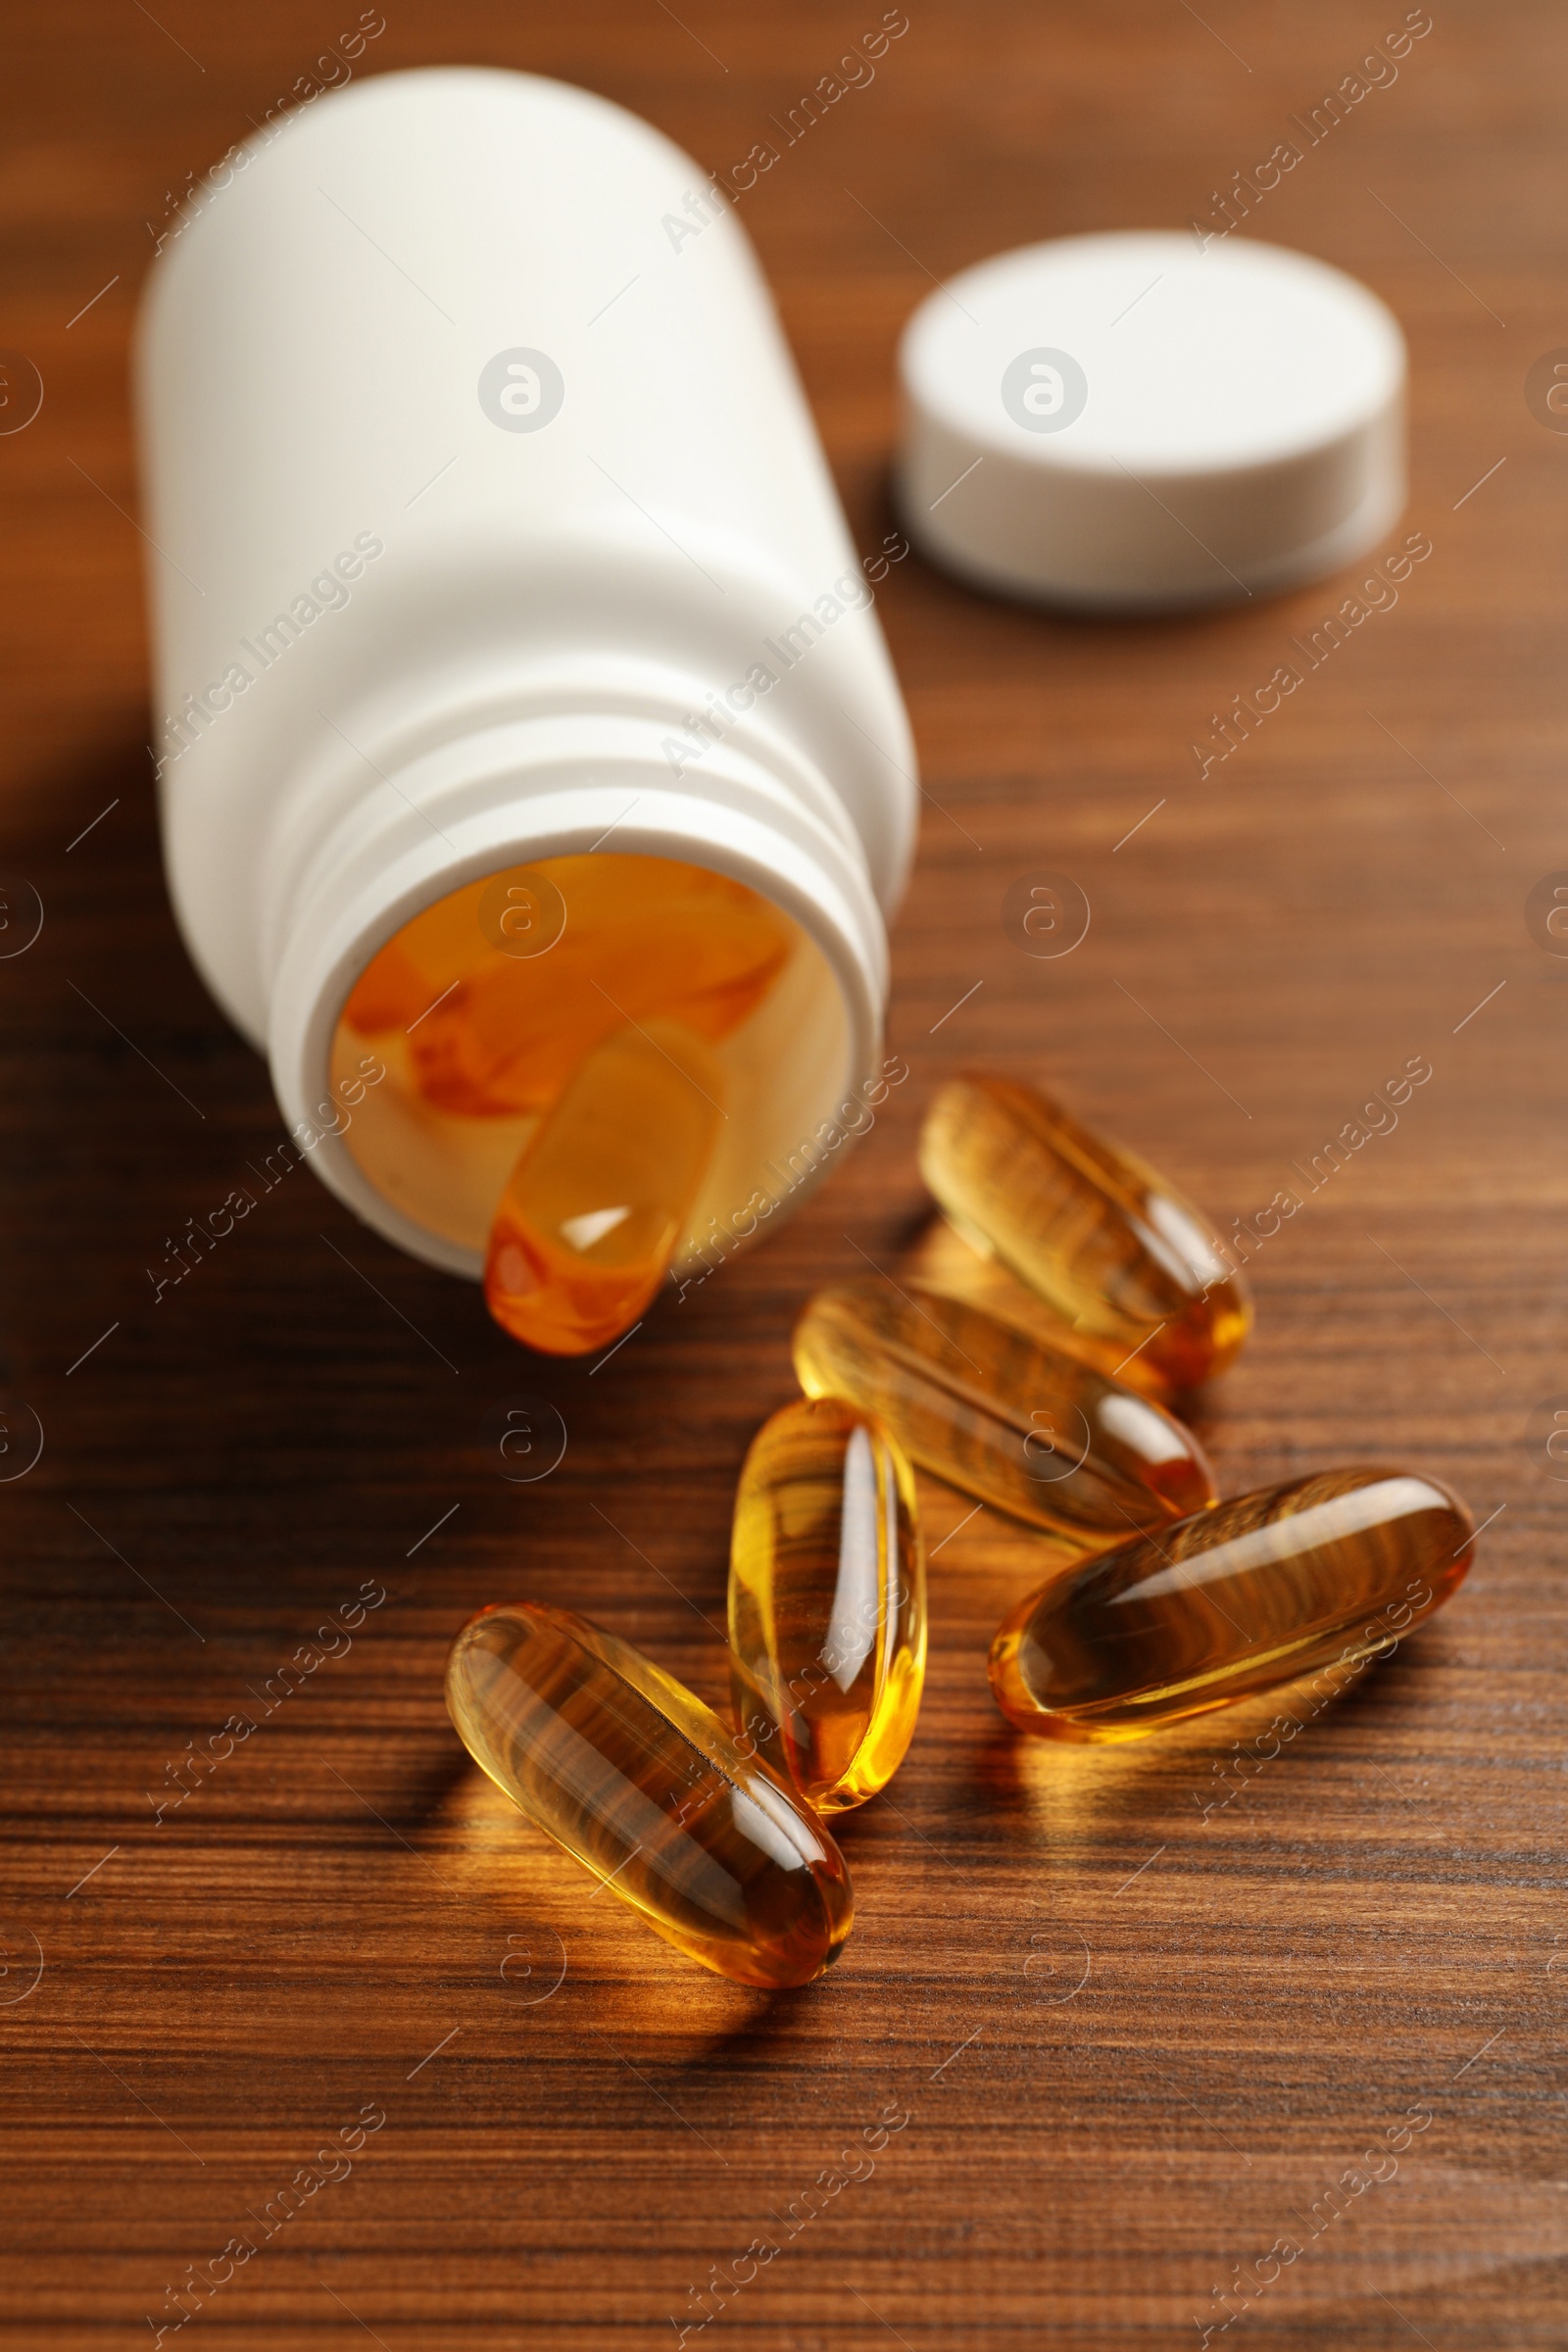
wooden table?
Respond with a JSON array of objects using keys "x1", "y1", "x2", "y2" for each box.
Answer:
[{"x1": 2, "y1": 3, "x2": 1562, "y2": 2344}]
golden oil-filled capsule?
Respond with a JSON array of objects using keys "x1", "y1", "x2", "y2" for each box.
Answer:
[
  {"x1": 792, "y1": 1280, "x2": 1215, "y2": 1544},
  {"x1": 340, "y1": 868, "x2": 504, "y2": 1037},
  {"x1": 485, "y1": 1019, "x2": 724, "y2": 1355},
  {"x1": 729, "y1": 1397, "x2": 926, "y2": 1813},
  {"x1": 989, "y1": 1467, "x2": 1475, "y2": 1742},
  {"x1": 340, "y1": 855, "x2": 791, "y2": 1115},
  {"x1": 918, "y1": 1074, "x2": 1251, "y2": 1396},
  {"x1": 411, "y1": 858, "x2": 791, "y2": 1118},
  {"x1": 446, "y1": 1600, "x2": 853, "y2": 1988}
]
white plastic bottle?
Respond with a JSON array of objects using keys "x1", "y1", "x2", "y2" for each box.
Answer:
[{"x1": 135, "y1": 67, "x2": 915, "y2": 1292}]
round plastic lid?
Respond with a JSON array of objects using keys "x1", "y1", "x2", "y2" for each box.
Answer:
[{"x1": 898, "y1": 231, "x2": 1407, "y2": 612}]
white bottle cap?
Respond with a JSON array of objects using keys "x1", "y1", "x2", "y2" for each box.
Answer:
[{"x1": 898, "y1": 231, "x2": 1406, "y2": 612}]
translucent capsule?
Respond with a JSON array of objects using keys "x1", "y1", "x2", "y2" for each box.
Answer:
[
  {"x1": 989, "y1": 1467, "x2": 1475, "y2": 1742},
  {"x1": 339, "y1": 855, "x2": 792, "y2": 1115},
  {"x1": 341, "y1": 867, "x2": 514, "y2": 1037},
  {"x1": 485, "y1": 1020, "x2": 723, "y2": 1354},
  {"x1": 447, "y1": 1600, "x2": 853, "y2": 1987},
  {"x1": 729, "y1": 1397, "x2": 926, "y2": 1813},
  {"x1": 341, "y1": 936, "x2": 442, "y2": 1037},
  {"x1": 792, "y1": 1280, "x2": 1215, "y2": 1544},
  {"x1": 410, "y1": 858, "x2": 791, "y2": 1118},
  {"x1": 918, "y1": 1073, "x2": 1251, "y2": 1396}
]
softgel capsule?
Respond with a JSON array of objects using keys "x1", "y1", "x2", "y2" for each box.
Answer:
[
  {"x1": 729, "y1": 1396, "x2": 926, "y2": 1812},
  {"x1": 345, "y1": 858, "x2": 794, "y2": 1353},
  {"x1": 483, "y1": 1015, "x2": 727, "y2": 1355},
  {"x1": 988, "y1": 1468, "x2": 1474, "y2": 1741},
  {"x1": 446, "y1": 1600, "x2": 853, "y2": 1987},
  {"x1": 919, "y1": 1073, "x2": 1250, "y2": 1396},
  {"x1": 793, "y1": 1279, "x2": 1216, "y2": 1543}
]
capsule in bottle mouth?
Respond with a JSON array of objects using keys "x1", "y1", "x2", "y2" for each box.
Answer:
[{"x1": 329, "y1": 853, "x2": 870, "y2": 1353}]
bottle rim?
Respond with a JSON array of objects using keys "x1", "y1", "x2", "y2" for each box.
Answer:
[{"x1": 267, "y1": 719, "x2": 888, "y2": 1280}]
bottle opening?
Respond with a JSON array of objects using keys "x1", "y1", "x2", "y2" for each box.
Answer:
[{"x1": 329, "y1": 852, "x2": 853, "y2": 1348}]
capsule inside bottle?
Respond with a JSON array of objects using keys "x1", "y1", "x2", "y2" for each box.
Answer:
[
  {"x1": 792, "y1": 1279, "x2": 1215, "y2": 1544},
  {"x1": 329, "y1": 853, "x2": 842, "y2": 1349},
  {"x1": 484, "y1": 1019, "x2": 724, "y2": 1355},
  {"x1": 918, "y1": 1073, "x2": 1250, "y2": 1396},
  {"x1": 729, "y1": 1396, "x2": 926, "y2": 1812},
  {"x1": 396, "y1": 858, "x2": 790, "y2": 1118},
  {"x1": 989, "y1": 1467, "x2": 1475, "y2": 1741},
  {"x1": 446, "y1": 1600, "x2": 854, "y2": 1987}
]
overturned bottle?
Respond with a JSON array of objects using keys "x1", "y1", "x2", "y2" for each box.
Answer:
[
  {"x1": 729, "y1": 1396, "x2": 926, "y2": 1812},
  {"x1": 447, "y1": 1600, "x2": 853, "y2": 1987},
  {"x1": 793, "y1": 1280, "x2": 1215, "y2": 1544},
  {"x1": 918, "y1": 1074, "x2": 1250, "y2": 1396},
  {"x1": 140, "y1": 72, "x2": 916, "y2": 1359},
  {"x1": 988, "y1": 1467, "x2": 1474, "y2": 1741}
]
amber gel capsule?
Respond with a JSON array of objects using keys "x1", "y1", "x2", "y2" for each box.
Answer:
[
  {"x1": 340, "y1": 868, "x2": 501, "y2": 1036},
  {"x1": 919, "y1": 1074, "x2": 1251, "y2": 1396},
  {"x1": 411, "y1": 858, "x2": 791, "y2": 1118},
  {"x1": 485, "y1": 1020, "x2": 724, "y2": 1355},
  {"x1": 989, "y1": 1468, "x2": 1475, "y2": 1742},
  {"x1": 793, "y1": 1281, "x2": 1215, "y2": 1544},
  {"x1": 729, "y1": 1397, "x2": 926, "y2": 1812},
  {"x1": 446, "y1": 1601, "x2": 853, "y2": 1988}
]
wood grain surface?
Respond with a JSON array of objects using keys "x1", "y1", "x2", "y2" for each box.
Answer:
[{"x1": 2, "y1": 3, "x2": 1564, "y2": 2345}]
